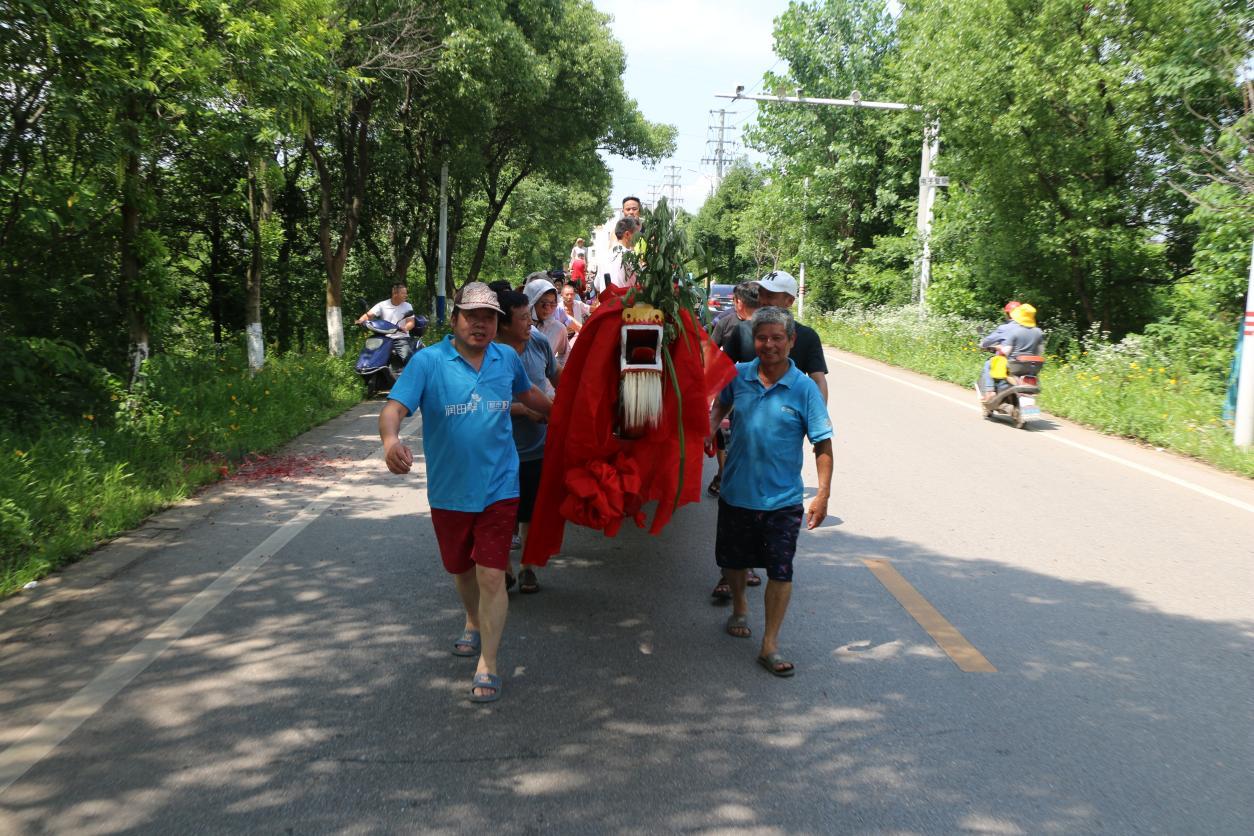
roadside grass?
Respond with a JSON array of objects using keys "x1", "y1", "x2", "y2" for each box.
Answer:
[
  {"x1": 808, "y1": 307, "x2": 1254, "y2": 479},
  {"x1": 0, "y1": 349, "x2": 362, "y2": 597}
]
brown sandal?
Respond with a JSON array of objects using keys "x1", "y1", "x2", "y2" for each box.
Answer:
[{"x1": 519, "y1": 567, "x2": 540, "y2": 594}]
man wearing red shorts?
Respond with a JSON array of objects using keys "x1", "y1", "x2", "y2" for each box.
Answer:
[{"x1": 379, "y1": 282, "x2": 552, "y2": 702}]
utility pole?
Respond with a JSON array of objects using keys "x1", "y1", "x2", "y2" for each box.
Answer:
[
  {"x1": 799, "y1": 176, "x2": 809, "y2": 319},
  {"x1": 702, "y1": 108, "x2": 737, "y2": 189},
  {"x1": 1234, "y1": 237, "x2": 1254, "y2": 446},
  {"x1": 663, "y1": 165, "x2": 683, "y2": 208},
  {"x1": 647, "y1": 185, "x2": 661, "y2": 211},
  {"x1": 717, "y1": 87, "x2": 946, "y2": 310},
  {"x1": 436, "y1": 157, "x2": 449, "y2": 324}
]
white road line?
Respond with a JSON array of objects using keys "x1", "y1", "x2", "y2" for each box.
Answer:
[
  {"x1": 826, "y1": 352, "x2": 1254, "y2": 515},
  {"x1": 0, "y1": 415, "x2": 423, "y2": 796}
]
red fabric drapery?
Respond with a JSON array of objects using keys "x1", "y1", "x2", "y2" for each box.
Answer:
[{"x1": 521, "y1": 296, "x2": 736, "y2": 567}]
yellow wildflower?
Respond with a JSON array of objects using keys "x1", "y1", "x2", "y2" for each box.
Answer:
[{"x1": 83, "y1": 414, "x2": 94, "y2": 421}]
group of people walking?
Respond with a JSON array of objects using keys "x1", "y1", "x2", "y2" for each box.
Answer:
[{"x1": 377, "y1": 205, "x2": 837, "y2": 701}]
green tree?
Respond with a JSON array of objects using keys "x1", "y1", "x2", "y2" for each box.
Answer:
[
  {"x1": 689, "y1": 162, "x2": 764, "y2": 284},
  {"x1": 896, "y1": 0, "x2": 1248, "y2": 334},
  {"x1": 744, "y1": 0, "x2": 919, "y2": 306}
]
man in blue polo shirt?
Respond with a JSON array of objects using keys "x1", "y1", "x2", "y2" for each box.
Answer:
[
  {"x1": 705, "y1": 306, "x2": 834, "y2": 677},
  {"x1": 379, "y1": 282, "x2": 552, "y2": 703}
]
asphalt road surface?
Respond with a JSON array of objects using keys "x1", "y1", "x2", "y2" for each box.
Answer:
[{"x1": 2, "y1": 346, "x2": 1252, "y2": 835}]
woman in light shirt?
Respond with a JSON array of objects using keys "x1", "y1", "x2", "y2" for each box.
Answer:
[{"x1": 523, "y1": 274, "x2": 569, "y2": 368}]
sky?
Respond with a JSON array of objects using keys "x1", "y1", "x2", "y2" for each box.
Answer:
[{"x1": 591, "y1": 0, "x2": 793, "y2": 214}]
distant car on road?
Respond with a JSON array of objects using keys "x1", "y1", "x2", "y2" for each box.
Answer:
[{"x1": 706, "y1": 283, "x2": 735, "y2": 318}]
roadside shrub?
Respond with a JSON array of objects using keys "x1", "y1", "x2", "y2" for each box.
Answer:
[
  {"x1": 0, "y1": 347, "x2": 362, "y2": 595},
  {"x1": 809, "y1": 306, "x2": 1254, "y2": 477}
]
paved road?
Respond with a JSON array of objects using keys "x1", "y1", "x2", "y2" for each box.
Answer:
[{"x1": 2, "y1": 346, "x2": 1252, "y2": 834}]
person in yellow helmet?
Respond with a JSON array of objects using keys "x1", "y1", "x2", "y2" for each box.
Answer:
[{"x1": 978, "y1": 302, "x2": 1043, "y2": 401}]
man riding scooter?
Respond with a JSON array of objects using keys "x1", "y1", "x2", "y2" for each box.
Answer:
[
  {"x1": 357, "y1": 282, "x2": 419, "y2": 363},
  {"x1": 978, "y1": 301, "x2": 1043, "y2": 402}
]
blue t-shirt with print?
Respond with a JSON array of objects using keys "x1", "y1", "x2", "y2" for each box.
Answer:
[
  {"x1": 718, "y1": 358, "x2": 833, "y2": 511},
  {"x1": 388, "y1": 336, "x2": 532, "y2": 512}
]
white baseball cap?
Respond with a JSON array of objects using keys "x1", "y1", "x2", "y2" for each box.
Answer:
[{"x1": 757, "y1": 270, "x2": 798, "y2": 297}]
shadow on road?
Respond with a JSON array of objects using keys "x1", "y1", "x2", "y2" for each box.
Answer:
[{"x1": 1, "y1": 481, "x2": 1251, "y2": 833}]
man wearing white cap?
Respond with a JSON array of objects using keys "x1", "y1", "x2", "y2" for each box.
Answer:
[
  {"x1": 379, "y1": 281, "x2": 553, "y2": 703},
  {"x1": 755, "y1": 270, "x2": 828, "y2": 403}
]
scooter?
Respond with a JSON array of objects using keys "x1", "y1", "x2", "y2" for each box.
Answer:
[
  {"x1": 354, "y1": 300, "x2": 427, "y2": 396},
  {"x1": 978, "y1": 353, "x2": 1045, "y2": 429}
]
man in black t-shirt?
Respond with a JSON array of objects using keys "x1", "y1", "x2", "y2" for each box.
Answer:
[
  {"x1": 709, "y1": 280, "x2": 761, "y2": 363},
  {"x1": 708, "y1": 270, "x2": 829, "y2": 604},
  {"x1": 756, "y1": 270, "x2": 828, "y2": 400}
]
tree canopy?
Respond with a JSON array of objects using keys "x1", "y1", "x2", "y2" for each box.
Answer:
[
  {"x1": 0, "y1": 0, "x2": 674, "y2": 404},
  {"x1": 706, "y1": 0, "x2": 1250, "y2": 371}
]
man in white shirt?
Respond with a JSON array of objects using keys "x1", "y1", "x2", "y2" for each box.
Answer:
[
  {"x1": 594, "y1": 217, "x2": 641, "y2": 295},
  {"x1": 357, "y1": 282, "x2": 418, "y2": 359}
]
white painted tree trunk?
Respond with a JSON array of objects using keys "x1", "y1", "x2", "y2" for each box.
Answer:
[
  {"x1": 246, "y1": 322, "x2": 265, "y2": 371},
  {"x1": 326, "y1": 306, "x2": 344, "y2": 357},
  {"x1": 128, "y1": 338, "x2": 149, "y2": 387}
]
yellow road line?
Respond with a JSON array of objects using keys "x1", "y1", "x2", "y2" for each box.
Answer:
[{"x1": 862, "y1": 558, "x2": 997, "y2": 673}]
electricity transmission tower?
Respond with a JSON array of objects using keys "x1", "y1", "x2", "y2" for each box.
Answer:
[
  {"x1": 701, "y1": 108, "x2": 738, "y2": 188},
  {"x1": 662, "y1": 165, "x2": 683, "y2": 208}
]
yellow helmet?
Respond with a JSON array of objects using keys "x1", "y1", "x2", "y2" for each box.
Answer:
[{"x1": 1010, "y1": 303, "x2": 1037, "y2": 328}]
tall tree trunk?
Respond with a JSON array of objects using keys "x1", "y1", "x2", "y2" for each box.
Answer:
[
  {"x1": 208, "y1": 211, "x2": 224, "y2": 345},
  {"x1": 275, "y1": 148, "x2": 306, "y2": 353},
  {"x1": 245, "y1": 155, "x2": 272, "y2": 370},
  {"x1": 305, "y1": 96, "x2": 372, "y2": 356},
  {"x1": 465, "y1": 169, "x2": 528, "y2": 284},
  {"x1": 120, "y1": 94, "x2": 149, "y2": 389}
]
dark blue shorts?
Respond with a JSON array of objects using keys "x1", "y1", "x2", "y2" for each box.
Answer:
[{"x1": 715, "y1": 499, "x2": 804, "y2": 582}]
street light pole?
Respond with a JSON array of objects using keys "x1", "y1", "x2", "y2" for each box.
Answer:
[{"x1": 717, "y1": 88, "x2": 945, "y2": 309}]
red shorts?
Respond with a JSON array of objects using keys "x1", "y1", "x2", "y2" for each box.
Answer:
[{"x1": 430, "y1": 498, "x2": 519, "y2": 574}]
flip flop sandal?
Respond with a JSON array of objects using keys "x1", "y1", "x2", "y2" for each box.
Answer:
[
  {"x1": 451, "y1": 629, "x2": 480, "y2": 657},
  {"x1": 725, "y1": 613, "x2": 751, "y2": 638},
  {"x1": 468, "y1": 672, "x2": 502, "y2": 703},
  {"x1": 519, "y1": 567, "x2": 540, "y2": 594},
  {"x1": 757, "y1": 652, "x2": 795, "y2": 677},
  {"x1": 711, "y1": 579, "x2": 732, "y2": 601},
  {"x1": 706, "y1": 476, "x2": 721, "y2": 497},
  {"x1": 746, "y1": 570, "x2": 763, "y2": 587}
]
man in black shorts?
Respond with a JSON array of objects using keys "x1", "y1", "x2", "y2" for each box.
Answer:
[
  {"x1": 709, "y1": 271, "x2": 828, "y2": 602},
  {"x1": 706, "y1": 306, "x2": 834, "y2": 676}
]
